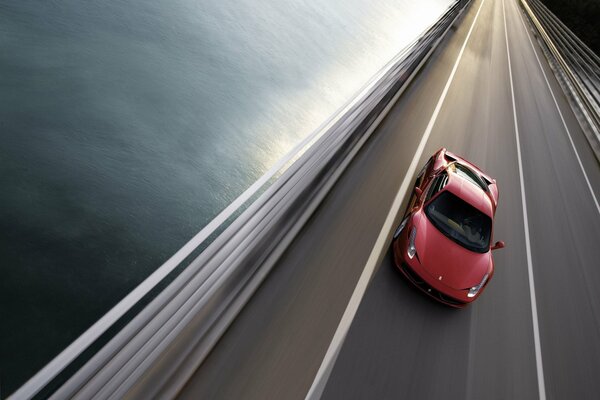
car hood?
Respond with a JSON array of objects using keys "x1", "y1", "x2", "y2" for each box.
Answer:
[{"x1": 414, "y1": 213, "x2": 491, "y2": 290}]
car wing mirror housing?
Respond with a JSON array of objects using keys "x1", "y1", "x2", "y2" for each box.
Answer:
[{"x1": 491, "y1": 240, "x2": 505, "y2": 250}]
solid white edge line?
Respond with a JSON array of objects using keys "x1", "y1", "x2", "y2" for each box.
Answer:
[
  {"x1": 502, "y1": 1, "x2": 547, "y2": 399},
  {"x1": 516, "y1": 1, "x2": 600, "y2": 216},
  {"x1": 304, "y1": 1, "x2": 487, "y2": 398}
]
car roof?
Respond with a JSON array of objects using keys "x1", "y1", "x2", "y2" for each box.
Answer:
[{"x1": 442, "y1": 166, "x2": 494, "y2": 218}]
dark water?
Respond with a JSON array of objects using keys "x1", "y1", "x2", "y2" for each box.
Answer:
[{"x1": 0, "y1": 0, "x2": 451, "y2": 394}]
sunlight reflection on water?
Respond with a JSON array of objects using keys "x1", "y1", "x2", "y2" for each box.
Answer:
[{"x1": 0, "y1": 0, "x2": 452, "y2": 392}]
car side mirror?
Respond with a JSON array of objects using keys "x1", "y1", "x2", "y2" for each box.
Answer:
[
  {"x1": 414, "y1": 187, "x2": 423, "y2": 198},
  {"x1": 491, "y1": 240, "x2": 505, "y2": 250}
]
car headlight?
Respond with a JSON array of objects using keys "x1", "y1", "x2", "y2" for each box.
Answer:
[
  {"x1": 467, "y1": 273, "x2": 489, "y2": 298},
  {"x1": 407, "y1": 227, "x2": 417, "y2": 259},
  {"x1": 393, "y1": 217, "x2": 409, "y2": 239}
]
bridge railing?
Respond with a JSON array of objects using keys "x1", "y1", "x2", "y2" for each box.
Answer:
[
  {"x1": 521, "y1": 0, "x2": 600, "y2": 162},
  {"x1": 10, "y1": 1, "x2": 471, "y2": 398}
]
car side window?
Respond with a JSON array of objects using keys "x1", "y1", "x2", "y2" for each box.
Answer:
[
  {"x1": 418, "y1": 156, "x2": 433, "y2": 178},
  {"x1": 426, "y1": 172, "x2": 448, "y2": 203},
  {"x1": 415, "y1": 156, "x2": 433, "y2": 188}
]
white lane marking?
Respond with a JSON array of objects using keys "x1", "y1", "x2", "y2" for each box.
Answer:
[
  {"x1": 502, "y1": 1, "x2": 547, "y2": 399},
  {"x1": 305, "y1": 1, "x2": 487, "y2": 398},
  {"x1": 516, "y1": 2, "x2": 600, "y2": 216}
]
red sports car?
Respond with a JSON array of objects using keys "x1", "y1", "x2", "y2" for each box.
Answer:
[{"x1": 392, "y1": 148, "x2": 505, "y2": 308}]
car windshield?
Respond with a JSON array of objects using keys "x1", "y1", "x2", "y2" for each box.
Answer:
[{"x1": 425, "y1": 191, "x2": 491, "y2": 253}]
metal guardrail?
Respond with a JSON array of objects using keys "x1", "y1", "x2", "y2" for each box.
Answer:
[
  {"x1": 10, "y1": 1, "x2": 470, "y2": 398},
  {"x1": 520, "y1": 0, "x2": 600, "y2": 163}
]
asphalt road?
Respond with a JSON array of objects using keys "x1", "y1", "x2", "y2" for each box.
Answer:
[{"x1": 178, "y1": 0, "x2": 600, "y2": 399}]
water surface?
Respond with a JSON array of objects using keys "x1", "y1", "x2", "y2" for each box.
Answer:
[{"x1": 0, "y1": 0, "x2": 451, "y2": 393}]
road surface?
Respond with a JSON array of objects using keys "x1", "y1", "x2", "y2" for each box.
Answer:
[{"x1": 177, "y1": 0, "x2": 600, "y2": 398}]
